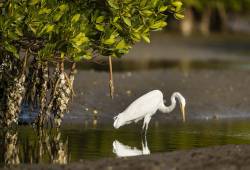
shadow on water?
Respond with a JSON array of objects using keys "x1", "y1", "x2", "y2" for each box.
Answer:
[
  {"x1": 76, "y1": 59, "x2": 250, "y2": 72},
  {"x1": 2, "y1": 119, "x2": 250, "y2": 166}
]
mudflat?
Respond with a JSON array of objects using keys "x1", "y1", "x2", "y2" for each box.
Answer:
[
  {"x1": 5, "y1": 144, "x2": 250, "y2": 170},
  {"x1": 66, "y1": 68, "x2": 250, "y2": 124}
]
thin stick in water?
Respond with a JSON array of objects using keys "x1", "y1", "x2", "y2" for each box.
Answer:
[{"x1": 109, "y1": 56, "x2": 114, "y2": 99}]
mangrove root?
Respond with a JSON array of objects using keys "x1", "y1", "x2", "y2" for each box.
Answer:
[
  {"x1": 36, "y1": 61, "x2": 49, "y2": 126},
  {"x1": 0, "y1": 54, "x2": 26, "y2": 126},
  {"x1": 47, "y1": 62, "x2": 76, "y2": 128},
  {"x1": 4, "y1": 130, "x2": 20, "y2": 166}
]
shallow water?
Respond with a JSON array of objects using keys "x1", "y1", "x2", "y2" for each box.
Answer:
[{"x1": 1, "y1": 119, "x2": 250, "y2": 166}]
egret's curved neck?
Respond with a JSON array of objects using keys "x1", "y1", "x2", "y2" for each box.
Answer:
[{"x1": 160, "y1": 93, "x2": 181, "y2": 113}]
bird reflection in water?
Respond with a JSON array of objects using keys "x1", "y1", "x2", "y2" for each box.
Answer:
[{"x1": 112, "y1": 136, "x2": 150, "y2": 157}]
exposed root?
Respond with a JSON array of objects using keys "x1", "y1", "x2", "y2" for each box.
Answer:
[
  {"x1": 4, "y1": 73, "x2": 26, "y2": 126},
  {"x1": 1, "y1": 54, "x2": 27, "y2": 126},
  {"x1": 46, "y1": 62, "x2": 76, "y2": 128},
  {"x1": 1, "y1": 54, "x2": 76, "y2": 128},
  {"x1": 36, "y1": 61, "x2": 49, "y2": 126},
  {"x1": 24, "y1": 59, "x2": 41, "y2": 108}
]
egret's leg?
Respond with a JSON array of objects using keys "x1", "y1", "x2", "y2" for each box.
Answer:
[
  {"x1": 141, "y1": 117, "x2": 147, "y2": 136},
  {"x1": 142, "y1": 115, "x2": 151, "y2": 135},
  {"x1": 144, "y1": 116, "x2": 151, "y2": 135},
  {"x1": 142, "y1": 116, "x2": 147, "y2": 131},
  {"x1": 142, "y1": 135, "x2": 150, "y2": 155}
]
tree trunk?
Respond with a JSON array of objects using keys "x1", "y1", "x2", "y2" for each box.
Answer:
[
  {"x1": 200, "y1": 7, "x2": 212, "y2": 36},
  {"x1": 180, "y1": 7, "x2": 194, "y2": 37},
  {"x1": 216, "y1": 3, "x2": 228, "y2": 32}
]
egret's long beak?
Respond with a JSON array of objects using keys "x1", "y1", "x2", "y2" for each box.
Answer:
[{"x1": 181, "y1": 104, "x2": 186, "y2": 122}]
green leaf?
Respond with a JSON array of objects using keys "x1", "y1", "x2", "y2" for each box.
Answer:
[
  {"x1": 174, "y1": 13, "x2": 184, "y2": 20},
  {"x1": 38, "y1": 24, "x2": 54, "y2": 36},
  {"x1": 15, "y1": 27, "x2": 23, "y2": 36},
  {"x1": 4, "y1": 41, "x2": 19, "y2": 58},
  {"x1": 113, "y1": 16, "x2": 119, "y2": 23},
  {"x1": 140, "y1": 0, "x2": 147, "y2": 7},
  {"x1": 46, "y1": 24, "x2": 54, "y2": 33},
  {"x1": 29, "y1": 0, "x2": 40, "y2": 5},
  {"x1": 59, "y1": 4, "x2": 69, "y2": 12},
  {"x1": 38, "y1": 8, "x2": 52, "y2": 15},
  {"x1": 131, "y1": 32, "x2": 141, "y2": 41},
  {"x1": 95, "y1": 24, "x2": 105, "y2": 31},
  {"x1": 71, "y1": 33, "x2": 89, "y2": 46},
  {"x1": 103, "y1": 36, "x2": 116, "y2": 45},
  {"x1": 150, "y1": 21, "x2": 167, "y2": 29},
  {"x1": 172, "y1": 1, "x2": 183, "y2": 7},
  {"x1": 71, "y1": 14, "x2": 81, "y2": 23},
  {"x1": 83, "y1": 52, "x2": 92, "y2": 60},
  {"x1": 107, "y1": 0, "x2": 119, "y2": 9},
  {"x1": 53, "y1": 12, "x2": 63, "y2": 22},
  {"x1": 122, "y1": 17, "x2": 131, "y2": 26},
  {"x1": 113, "y1": 23, "x2": 123, "y2": 31},
  {"x1": 152, "y1": 0, "x2": 159, "y2": 7},
  {"x1": 141, "y1": 34, "x2": 150, "y2": 43},
  {"x1": 96, "y1": 16, "x2": 105, "y2": 23},
  {"x1": 116, "y1": 39, "x2": 126, "y2": 49},
  {"x1": 159, "y1": 6, "x2": 168, "y2": 12},
  {"x1": 8, "y1": 31, "x2": 19, "y2": 40},
  {"x1": 172, "y1": 1, "x2": 183, "y2": 11},
  {"x1": 141, "y1": 10, "x2": 153, "y2": 16},
  {"x1": 28, "y1": 24, "x2": 37, "y2": 34}
]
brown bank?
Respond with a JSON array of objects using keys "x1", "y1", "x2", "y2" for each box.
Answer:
[{"x1": 4, "y1": 144, "x2": 250, "y2": 170}]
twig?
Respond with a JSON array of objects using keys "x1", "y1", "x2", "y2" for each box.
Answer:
[{"x1": 109, "y1": 56, "x2": 114, "y2": 99}]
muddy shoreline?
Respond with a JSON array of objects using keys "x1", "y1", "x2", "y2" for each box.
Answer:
[{"x1": 4, "y1": 144, "x2": 250, "y2": 170}]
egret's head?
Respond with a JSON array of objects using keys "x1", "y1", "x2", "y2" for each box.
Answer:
[
  {"x1": 174, "y1": 92, "x2": 186, "y2": 122},
  {"x1": 113, "y1": 115, "x2": 124, "y2": 129}
]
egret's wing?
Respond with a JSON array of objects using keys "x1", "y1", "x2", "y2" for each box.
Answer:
[{"x1": 124, "y1": 93, "x2": 162, "y2": 120}]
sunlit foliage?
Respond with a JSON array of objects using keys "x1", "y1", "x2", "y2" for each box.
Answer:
[{"x1": 0, "y1": 0, "x2": 184, "y2": 61}]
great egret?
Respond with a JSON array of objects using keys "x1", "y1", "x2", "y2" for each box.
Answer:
[
  {"x1": 113, "y1": 139, "x2": 150, "y2": 157},
  {"x1": 113, "y1": 90, "x2": 186, "y2": 134}
]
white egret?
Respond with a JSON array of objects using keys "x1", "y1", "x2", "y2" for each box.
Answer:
[{"x1": 113, "y1": 90, "x2": 186, "y2": 134}]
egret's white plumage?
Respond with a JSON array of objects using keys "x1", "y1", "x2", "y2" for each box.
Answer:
[{"x1": 113, "y1": 90, "x2": 186, "y2": 134}]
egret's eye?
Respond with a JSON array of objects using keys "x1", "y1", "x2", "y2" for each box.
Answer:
[{"x1": 113, "y1": 116, "x2": 118, "y2": 120}]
